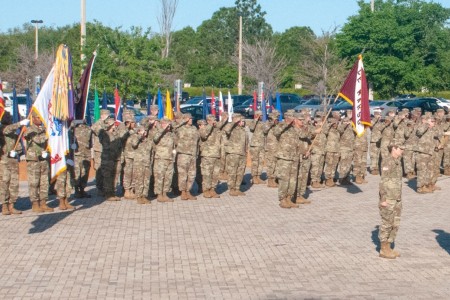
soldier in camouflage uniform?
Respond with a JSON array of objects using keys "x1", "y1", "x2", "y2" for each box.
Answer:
[
  {"x1": 24, "y1": 111, "x2": 53, "y2": 212},
  {"x1": 198, "y1": 115, "x2": 222, "y2": 198},
  {"x1": 132, "y1": 118, "x2": 154, "y2": 204},
  {"x1": 404, "y1": 108, "x2": 422, "y2": 179},
  {"x1": 264, "y1": 110, "x2": 280, "y2": 188},
  {"x1": 0, "y1": 112, "x2": 26, "y2": 215},
  {"x1": 248, "y1": 110, "x2": 266, "y2": 184},
  {"x1": 295, "y1": 113, "x2": 315, "y2": 204},
  {"x1": 338, "y1": 113, "x2": 355, "y2": 185},
  {"x1": 92, "y1": 109, "x2": 110, "y2": 194},
  {"x1": 434, "y1": 108, "x2": 447, "y2": 177},
  {"x1": 378, "y1": 142, "x2": 404, "y2": 259},
  {"x1": 415, "y1": 116, "x2": 438, "y2": 193},
  {"x1": 353, "y1": 127, "x2": 369, "y2": 184},
  {"x1": 149, "y1": 105, "x2": 159, "y2": 117},
  {"x1": 218, "y1": 112, "x2": 229, "y2": 181},
  {"x1": 323, "y1": 118, "x2": 340, "y2": 187},
  {"x1": 122, "y1": 112, "x2": 141, "y2": 200},
  {"x1": 442, "y1": 114, "x2": 450, "y2": 175},
  {"x1": 380, "y1": 114, "x2": 395, "y2": 163},
  {"x1": 71, "y1": 120, "x2": 92, "y2": 198},
  {"x1": 176, "y1": 113, "x2": 199, "y2": 200},
  {"x1": 171, "y1": 111, "x2": 184, "y2": 196},
  {"x1": 369, "y1": 111, "x2": 383, "y2": 175},
  {"x1": 153, "y1": 117, "x2": 175, "y2": 202},
  {"x1": 310, "y1": 116, "x2": 327, "y2": 188},
  {"x1": 224, "y1": 113, "x2": 248, "y2": 196}
]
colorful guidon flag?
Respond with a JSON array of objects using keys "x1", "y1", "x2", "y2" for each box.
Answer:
[
  {"x1": 0, "y1": 80, "x2": 4, "y2": 121},
  {"x1": 114, "y1": 87, "x2": 122, "y2": 123},
  {"x1": 218, "y1": 90, "x2": 224, "y2": 121},
  {"x1": 338, "y1": 54, "x2": 371, "y2": 136},
  {"x1": 165, "y1": 90, "x2": 173, "y2": 120},
  {"x1": 227, "y1": 91, "x2": 233, "y2": 122}
]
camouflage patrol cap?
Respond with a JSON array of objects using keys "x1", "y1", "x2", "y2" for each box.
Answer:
[
  {"x1": 100, "y1": 109, "x2": 110, "y2": 117},
  {"x1": 436, "y1": 108, "x2": 445, "y2": 113},
  {"x1": 268, "y1": 113, "x2": 277, "y2": 120},
  {"x1": 424, "y1": 111, "x2": 432, "y2": 117},
  {"x1": 385, "y1": 116, "x2": 394, "y2": 121},
  {"x1": 284, "y1": 111, "x2": 294, "y2": 119},
  {"x1": 346, "y1": 109, "x2": 353, "y2": 114},
  {"x1": 148, "y1": 115, "x2": 158, "y2": 121},
  {"x1": 328, "y1": 117, "x2": 338, "y2": 124},
  {"x1": 402, "y1": 108, "x2": 410, "y2": 113},
  {"x1": 286, "y1": 109, "x2": 296, "y2": 114},
  {"x1": 105, "y1": 118, "x2": 115, "y2": 126},
  {"x1": 183, "y1": 113, "x2": 193, "y2": 119},
  {"x1": 197, "y1": 119, "x2": 207, "y2": 126},
  {"x1": 271, "y1": 109, "x2": 280, "y2": 116},
  {"x1": 124, "y1": 113, "x2": 135, "y2": 123},
  {"x1": 300, "y1": 108, "x2": 311, "y2": 114},
  {"x1": 232, "y1": 113, "x2": 242, "y2": 120},
  {"x1": 221, "y1": 111, "x2": 228, "y2": 117},
  {"x1": 31, "y1": 110, "x2": 40, "y2": 118},
  {"x1": 397, "y1": 111, "x2": 406, "y2": 117},
  {"x1": 150, "y1": 105, "x2": 159, "y2": 111},
  {"x1": 206, "y1": 114, "x2": 216, "y2": 121},
  {"x1": 254, "y1": 110, "x2": 262, "y2": 116},
  {"x1": 161, "y1": 116, "x2": 171, "y2": 123},
  {"x1": 413, "y1": 107, "x2": 422, "y2": 112},
  {"x1": 174, "y1": 111, "x2": 183, "y2": 119},
  {"x1": 293, "y1": 112, "x2": 305, "y2": 120},
  {"x1": 373, "y1": 110, "x2": 381, "y2": 115}
]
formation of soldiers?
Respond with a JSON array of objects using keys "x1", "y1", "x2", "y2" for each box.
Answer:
[{"x1": 1, "y1": 102, "x2": 450, "y2": 215}]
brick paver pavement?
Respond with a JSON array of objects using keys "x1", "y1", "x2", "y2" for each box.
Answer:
[{"x1": 1, "y1": 172, "x2": 450, "y2": 299}]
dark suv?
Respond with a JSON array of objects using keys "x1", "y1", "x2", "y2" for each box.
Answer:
[{"x1": 397, "y1": 97, "x2": 447, "y2": 114}]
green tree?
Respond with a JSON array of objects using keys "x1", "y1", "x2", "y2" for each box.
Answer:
[{"x1": 336, "y1": 0, "x2": 450, "y2": 97}]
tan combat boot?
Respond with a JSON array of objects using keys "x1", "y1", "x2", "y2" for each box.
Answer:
[
  {"x1": 406, "y1": 172, "x2": 415, "y2": 180},
  {"x1": 235, "y1": 189, "x2": 246, "y2": 196},
  {"x1": 186, "y1": 191, "x2": 197, "y2": 200},
  {"x1": 267, "y1": 178, "x2": 277, "y2": 188},
  {"x1": 279, "y1": 197, "x2": 291, "y2": 209},
  {"x1": 124, "y1": 189, "x2": 135, "y2": 200},
  {"x1": 325, "y1": 178, "x2": 335, "y2": 187},
  {"x1": 354, "y1": 175, "x2": 364, "y2": 184},
  {"x1": 106, "y1": 194, "x2": 120, "y2": 201},
  {"x1": 40, "y1": 200, "x2": 54, "y2": 212},
  {"x1": 252, "y1": 176, "x2": 263, "y2": 184},
  {"x1": 417, "y1": 185, "x2": 432, "y2": 194},
  {"x1": 390, "y1": 243, "x2": 400, "y2": 258},
  {"x1": 209, "y1": 189, "x2": 220, "y2": 198},
  {"x1": 8, "y1": 203, "x2": 21, "y2": 215},
  {"x1": 370, "y1": 169, "x2": 379, "y2": 175},
  {"x1": 64, "y1": 198, "x2": 74, "y2": 210},
  {"x1": 311, "y1": 181, "x2": 322, "y2": 189},
  {"x1": 229, "y1": 189, "x2": 239, "y2": 197},
  {"x1": 157, "y1": 194, "x2": 166, "y2": 202},
  {"x1": 444, "y1": 168, "x2": 450, "y2": 176},
  {"x1": 203, "y1": 189, "x2": 212, "y2": 198},
  {"x1": 59, "y1": 198, "x2": 67, "y2": 210},
  {"x1": 137, "y1": 196, "x2": 150, "y2": 204},
  {"x1": 430, "y1": 183, "x2": 441, "y2": 191},
  {"x1": 31, "y1": 201, "x2": 44, "y2": 213},
  {"x1": 2, "y1": 204, "x2": 11, "y2": 215},
  {"x1": 379, "y1": 241, "x2": 396, "y2": 259},
  {"x1": 180, "y1": 191, "x2": 189, "y2": 201},
  {"x1": 296, "y1": 196, "x2": 311, "y2": 205},
  {"x1": 162, "y1": 192, "x2": 173, "y2": 202}
]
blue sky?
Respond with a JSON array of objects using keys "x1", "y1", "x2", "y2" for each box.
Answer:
[{"x1": 2, "y1": 0, "x2": 449, "y2": 35}]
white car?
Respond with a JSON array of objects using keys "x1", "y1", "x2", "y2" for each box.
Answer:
[
  {"x1": 3, "y1": 92, "x2": 28, "y2": 119},
  {"x1": 436, "y1": 98, "x2": 450, "y2": 110}
]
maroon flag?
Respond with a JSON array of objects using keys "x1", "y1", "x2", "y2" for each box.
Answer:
[
  {"x1": 211, "y1": 89, "x2": 216, "y2": 117},
  {"x1": 252, "y1": 90, "x2": 257, "y2": 119},
  {"x1": 74, "y1": 51, "x2": 97, "y2": 121},
  {"x1": 0, "y1": 80, "x2": 5, "y2": 121},
  {"x1": 338, "y1": 55, "x2": 371, "y2": 136}
]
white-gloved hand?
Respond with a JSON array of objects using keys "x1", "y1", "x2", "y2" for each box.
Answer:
[
  {"x1": 66, "y1": 159, "x2": 75, "y2": 166},
  {"x1": 41, "y1": 151, "x2": 48, "y2": 159},
  {"x1": 20, "y1": 119, "x2": 30, "y2": 126},
  {"x1": 8, "y1": 150, "x2": 17, "y2": 158}
]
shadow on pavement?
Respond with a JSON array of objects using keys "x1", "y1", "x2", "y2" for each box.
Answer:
[
  {"x1": 432, "y1": 229, "x2": 450, "y2": 255},
  {"x1": 371, "y1": 225, "x2": 381, "y2": 253},
  {"x1": 406, "y1": 178, "x2": 417, "y2": 192}
]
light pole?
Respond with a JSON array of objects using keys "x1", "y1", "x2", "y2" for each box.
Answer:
[
  {"x1": 30, "y1": 20, "x2": 43, "y2": 61},
  {"x1": 238, "y1": 14, "x2": 243, "y2": 95},
  {"x1": 80, "y1": 0, "x2": 86, "y2": 62}
]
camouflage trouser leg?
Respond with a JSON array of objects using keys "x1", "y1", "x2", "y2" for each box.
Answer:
[
  {"x1": 353, "y1": 150, "x2": 367, "y2": 177},
  {"x1": 380, "y1": 144, "x2": 390, "y2": 164},
  {"x1": 56, "y1": 169, "x2": 73, "y2": 199},
  {"x1": 134, "y1": 161, "x2": 151, "y2": 198},
  {"x1": 403, "y1": 149, "x2": 415, "y2": 174},
  {"x1": 276, "y1": 158, "x2": 298, "y2": 201},
  {"x1": 219, "y1": 145, "x2": 227, "y2": 175},
  {"x1": 93, "y1": 151, "x2": 103, "y2": 190},
  {"x1": 74, "y1": 155, "x2": 90, "y2": 189},
  {"x1": 432, "y1": 149, "x2": 443, "y2": 184},
  {"x1": 201, "y1": 156, "x2": 220, "y2": 191},
  {"x1": 369, "y1": 143, "x2": 380, "y2": 171},
  {"x1": 177, "y1": 153, "x2": 197, "y2": 192},
  {"x1": 249, "y1": 146, "x2": 265, "y2": 177},
  {"x1": 0, "y1": 158, "x2": 19, "y2": 204},
  {"x1": 265, "y1": 152, "x2": 277, "y2": 180},
  {"x1": 226, "y1": 153, "x2": 245, "y2": 190},
  {"x1": 27, "y1": 160, "x2": 49, "y2": 203},
  {"x1": 378, "y1": 199, "x2": 402, "y2": 243},
  {"x1": 101, "y1": 159, "x2": 118, "y2": 195},
  {"x1": 310, "y1": 153, "x2": 324, "y2": 182},
  {"x1": 324, "y1": 152, "x2": 340, "y2": 180},
  {"x1": 443, "y1": 145, "x2": 450, "y2": 169},
  {"x1": 338, "y1": 150, "x2": 353, "y2": 179},
  {"x1": 297, "y1": 158, "x2": 310, "y2": 196},
  {"x1": 416, "y1": 153, "x2": 432, "y2": 188},
  {"x1": 154, "y1": 158, "x2": 173, "y2": 195},
  {"x1": 122, "y1": 158, "x2": 134, "y2": 190}
]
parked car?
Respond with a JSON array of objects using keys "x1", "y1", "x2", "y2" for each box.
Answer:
[
  {"x1": 369, "y1": 100, "x2": 388, "y2": 116},
  {"x1": 3, "y1": 92, "x2": 28, "y2": 119},
  {"x1": 233, "y1": 99, "x2": 254, "y2": 118},
  {"x1": 378, "y1": 100, "x2": 403, "y2": 117},
  {"x1": 397, "y1": 97, "x2": 447, "y2": 114},
  {"x1": 87, "y1": 103, "x2": 145, "y2": 124},
  {"x1": 294, "y1": 98, "x2": 329, "y2": 117},
  {"x1": 435, "y1": 98, "x2": 450, "y2": 110},
  {"x1": 179, "y1": 104, "x2": 205, "y2": 125},
  {"x1": 229, "y1": 94, "x2": 253, "y2": 108},
  {"x1": 275, "y1": 93, "x2": 304, "y2": 114}
]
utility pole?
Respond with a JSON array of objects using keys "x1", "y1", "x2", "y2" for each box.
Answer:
[
  {"x1": 81, "y1": 0, "x2": 86, "y2": 62},
  {"x1": 238, "y1": 14, "x2": 243, "y2": 95},
  {"x1": 30, "y1": 20, "x2": 43, "y2": 61},
  {"x1": 371, "y1": 0, "x2": 375, "y2": 12}
]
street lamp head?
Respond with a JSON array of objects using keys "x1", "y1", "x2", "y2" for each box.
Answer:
[{"x1": 31, "y1": 20, "x2": 43, "y2": 24}]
